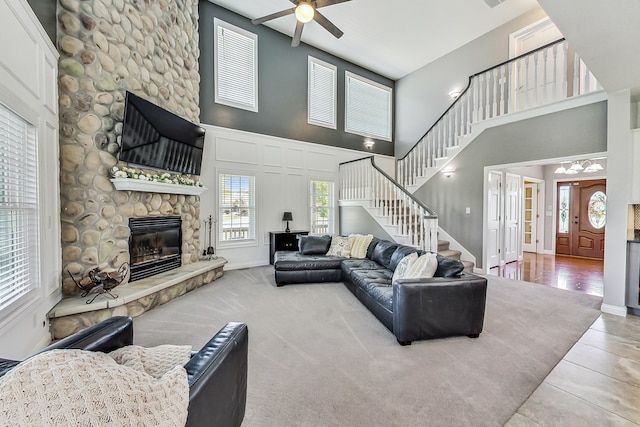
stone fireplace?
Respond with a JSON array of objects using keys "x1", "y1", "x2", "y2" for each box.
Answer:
[
  {"x1": 57, "y1": 0, "x2": 202, "y2": 297},
  {"x1": 129, "y1": 216, "x2": 182, "y2": 281},
  {"x1": 48, "y1": 0, "x2": 229, "y2": 340}
]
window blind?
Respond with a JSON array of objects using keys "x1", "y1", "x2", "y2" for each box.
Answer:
[
  {"x1": 0, "y1": 103, "x2": 39, "y2": 312},
  {"x1": 345, "y1": 71, "x2": 392, "y2": 141},
  {"x1": 308, "y1": 57, "x2": 337, "y2": 129},
  {"x1": 309, "y1": 180, "x2": 334, "y2": 235},
  {"x1": 219, "y1": 174, "x2": 256, "y2": 243},
  {"x1": 215, "y1": 18, "x2": 258, "y2": 112}
]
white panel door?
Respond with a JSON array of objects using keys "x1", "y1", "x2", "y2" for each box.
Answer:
[
  {"x1": 487, "y1": 171, "x2": 502, "y2": 269},
  {"x1": 504, "y1": 173, "x2": 520, "y2": 263},
  {"x1": 511, "y1": 18, "x2": 564, "y2": 110}
]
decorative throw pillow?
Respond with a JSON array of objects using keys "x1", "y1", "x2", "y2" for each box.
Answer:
[
  {"x1": 298, "y1": 235, "x2": 332, "y2": 255},
  {"x1": 326, "y1": 235, "x2": 352, "y2": 257},
  {"x1": 404, "y1": 252, "x2": 438, "y2": 279},
  {"x1": 392, "y1": 252, "x2": 418, "y2": 284},
  {"x1": 348, "y1": 234, "x2": 374, "y2": 258},
  {"x1": 435, "y1": 255, "x2": 465, "y2": 277}
]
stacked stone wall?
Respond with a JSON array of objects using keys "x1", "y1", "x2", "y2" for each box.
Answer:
[{"x1": 57, "y1": 0, "x2": 201, "y2": 296}]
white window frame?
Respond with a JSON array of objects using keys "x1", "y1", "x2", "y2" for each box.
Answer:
[
  {"x1": 214, "y1": 18, "x2": 259, "y2": 112},
  {"x1": 218, "y1": 172, "x2": 257, "y2": 248},
  {"x1": 0, "y1": 102, "x2": 41, "y2": 321},
  {"x1": 308, "y1": 56, "x2": 337, "y2": 129},
  {"x1": 309, "y1": 179, "x2": 335, "y2": 235},
  {"x1": 345, "y1": 71, "x2": 393, "y2": 141}
]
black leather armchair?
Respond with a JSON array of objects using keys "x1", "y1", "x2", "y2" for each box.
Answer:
[{"x1": 0, "y1": 316, "x2": 248, "y2": 427}]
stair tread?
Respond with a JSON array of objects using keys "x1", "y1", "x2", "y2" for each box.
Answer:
[{"x1": 438, "y1": 249, "x2": 461, "y2": 259}]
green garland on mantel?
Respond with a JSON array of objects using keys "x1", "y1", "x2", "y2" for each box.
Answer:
[{"x1": 110, "y1": 166, "x2": 204, "y2": 187}]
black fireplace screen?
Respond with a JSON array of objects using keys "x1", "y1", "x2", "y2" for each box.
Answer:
[{"x1": 129, "y1": 216, "x2": 182, "y2": 282}]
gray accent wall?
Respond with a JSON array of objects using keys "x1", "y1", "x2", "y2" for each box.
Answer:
[
  {"x1": 340, "y1": 206, "x2": 393, "y2": 241},
  {"x1": 413, "y1": 101, "x2": 607, "y2": 268},
  {"x1": 395, "y1": 6, "x2": 548, "y2": 158},
  {"x1": 199, "y1": 2, "x2": 395, "y2": 156},
  {"x1": 27, "y1": 0, "x2": 56, "y2": 44}
]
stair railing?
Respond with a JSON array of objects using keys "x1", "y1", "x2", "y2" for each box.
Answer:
[
  {"x1": 340, "y1": 156, "x2": 438, "y2": 252},
  {"x1": 397, "y1": 38, "x2": 602, "y2": 188}
]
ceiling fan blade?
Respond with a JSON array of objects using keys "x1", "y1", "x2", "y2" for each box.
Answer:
[
  {"x1": 315, "y1": 0, "x2": 352, "y2": 9},
  {"x1": 291, "y1": 20, "x2": 304, "y2": 47},
  {"x1": 312, "y1": 10, "x2": 344, "y2": 39},
  {"x1": 252, "y1": 8, "x2": 295, "y2": 25}
]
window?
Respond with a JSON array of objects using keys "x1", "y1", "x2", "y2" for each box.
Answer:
[
  {"x1": 310, "y1": 180, "x2": 334, "y2": 235},
  {"x1": 219, "y1": 173, "x2": 256, "y2": 244},
  {"x1": 308, "y1": 56, "x2": 337, "y2": 129},
  {"x1": 0, "y1": 103, "x2": 40, "y2": 314},
  {"x1": 588, "y1": 191, "x2": 606, "y2": 229},
  {"x1": 558, "y1": 185, "x2": 570, "y2": 233},
  {"x1": 345, "y1": 71, "x2": 392, "y2": 141},
  {"x1": 214, "y1": 18, "x2": 258, "y2": 112}
]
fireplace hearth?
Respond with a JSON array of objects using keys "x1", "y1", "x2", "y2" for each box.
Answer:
[{"x1": 129, "y1": 216, "x2": 182, "y2": 282}]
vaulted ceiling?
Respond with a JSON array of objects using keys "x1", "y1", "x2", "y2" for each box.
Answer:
[
  {"x1": 536, "y1": 0, "x2": 640, "y2": 96},
  {"x1": 210, "y1": 0, "x2": 540, "y2": 80}
]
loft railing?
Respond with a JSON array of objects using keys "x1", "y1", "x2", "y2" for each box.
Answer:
[
  {"x1": 339, "y1": 156, "x2": 438, "y2": 251},
  {"x1": 397, "y1": 38, "x2": 602, "y2": 188}
]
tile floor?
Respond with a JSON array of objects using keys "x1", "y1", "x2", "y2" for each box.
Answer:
[
  {"x1": 507, "y1": 314, "x2": 640, "y2": 426},
  {"x1": 499, "y1": 254, "x2": 640, "y2": 426}
]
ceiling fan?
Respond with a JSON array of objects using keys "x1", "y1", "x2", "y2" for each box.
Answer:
[{"x1": 252, "y1": 0, "x2": 352, "y2": 47}]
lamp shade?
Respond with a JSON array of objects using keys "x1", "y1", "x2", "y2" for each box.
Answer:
[{"x1": 282, "y1": 212, "x2": 293, "y2": 221}]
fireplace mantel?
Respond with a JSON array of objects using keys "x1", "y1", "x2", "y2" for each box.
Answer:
[{"x1": 110, "y1": 178, "x2": 207, "y2": 196}]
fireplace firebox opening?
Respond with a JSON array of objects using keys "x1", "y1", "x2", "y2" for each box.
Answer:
[{"x1": 128, "y1": 216, "x2": 182, "y2": 282}]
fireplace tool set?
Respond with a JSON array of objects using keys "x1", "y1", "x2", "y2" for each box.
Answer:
[
  {"x1": 68, "y1": 262, "x2": 129, "y2": 304},
  {"x1": 202, "y1": 215, "x2": 217, "y2": 260}
]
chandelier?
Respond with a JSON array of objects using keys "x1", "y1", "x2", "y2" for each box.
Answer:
[{"x1": 554, "y1": 159, "x2": 604, "y2": 175}]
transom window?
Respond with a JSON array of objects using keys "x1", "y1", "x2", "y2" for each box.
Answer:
[
  {"x1": 308, "y1": 56, "x2": 337, "y2": 129},
  {"x1": 214, "y1": 18, "x2": 258, "y2": 112},
  {"x1": 219, "y1": 173, "x2": 256, "y2": 244},
  {"x1": 345, "y1": 71, "x2": 392, "y2": 141}
]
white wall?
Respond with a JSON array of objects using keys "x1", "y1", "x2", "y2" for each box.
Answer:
[
  {"x1": 602, "y1": 91, "x2": 632, "y2": 315},
  {"x1": 0, "y1": 0, "x2": 61, "y2": 358},
  {"x1": 199, "y1": 125, "x2": 394, "y2": 270}
]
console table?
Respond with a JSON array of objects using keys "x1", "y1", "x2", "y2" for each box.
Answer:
[{"x1": 269, "y1": 230, "x2": 309, "y2": 264}]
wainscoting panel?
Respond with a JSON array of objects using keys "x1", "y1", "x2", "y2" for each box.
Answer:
[
  {"x1": 308, "y1": 151, "x2": 338, "y2": 173},
  {"x1": 0, "y1": 0, "x2": 39, "y2": 100},
  {"x1": 263, "y1": 144, "x2": 282, "y2": 167},
  {"x1": 216, "y1": 137, "x2": 258, "y2": 165},
  {"x1": 200, "y1": 124, "x2": 394, "y2": 270},
  {"x1": 262, "y1": 170, "x2": 285, "y2": 240},
  {"x1": 287, "y1": 148, "x2": 304, "y2": 170}
]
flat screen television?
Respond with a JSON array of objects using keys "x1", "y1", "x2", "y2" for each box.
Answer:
[{"x1": 119, "y1": 91, "x2": 205, "y2": 175}]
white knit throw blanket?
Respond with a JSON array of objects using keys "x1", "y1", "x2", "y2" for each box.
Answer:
[{"x1": 0, "y1": 345, "x2": 192, "y2": 427}]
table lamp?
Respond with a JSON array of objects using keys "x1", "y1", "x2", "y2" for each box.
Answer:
[{"x1": 282, "y1": 212, "x2": 293, "y2": 233}]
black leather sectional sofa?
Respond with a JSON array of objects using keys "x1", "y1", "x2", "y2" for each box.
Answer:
[{"x1": 274, "y1": 237, "x2": 488, "y2": 345}]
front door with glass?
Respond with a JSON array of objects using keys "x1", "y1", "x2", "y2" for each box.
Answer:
[{"x1": 556, "y1": 179, "x2": 606, "y2": 259}]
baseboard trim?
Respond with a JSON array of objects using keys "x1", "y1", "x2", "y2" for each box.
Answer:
[
  {"x1": 225, "y1": 260, "x2": 268, "y2": 271},
  {"x1": 601, "y1": 303, "x2": 628, "y2": 317}
]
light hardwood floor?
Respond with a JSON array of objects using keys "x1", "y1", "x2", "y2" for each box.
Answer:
[{"x1": 497, "y1": 253, "x2": 640, "y2": 426}]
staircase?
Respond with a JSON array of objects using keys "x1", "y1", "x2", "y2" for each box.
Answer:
[
  {"x1": 438, "y1": 239, "x2": 474, "y2": 272},
  {"x1": 338, "y1": 156, "x2": 474, "y2": 269},
  {"x1": 397, "y1": 38, "x2": 601, "y2": 192},
  {"x1": 339, "y1": 156, "x2": 439, "y2": 251},
  {"x1": 340, "y1": 39, "x2": 601, "y2": 271}
]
